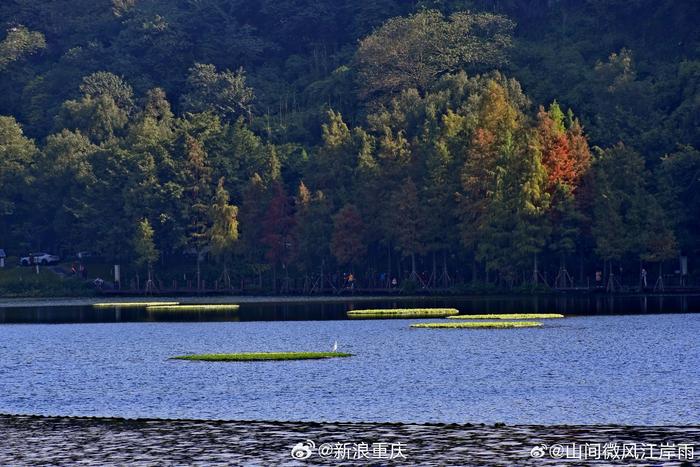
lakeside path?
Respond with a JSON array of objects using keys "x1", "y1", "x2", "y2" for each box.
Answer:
[
  {"x1": 3, "y1": 293, "x2": 700, "y2": 309},
  {"x1": 1, "y1": 415, "x2": 698, "y2": 466}
]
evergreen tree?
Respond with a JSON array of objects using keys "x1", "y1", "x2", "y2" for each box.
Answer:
[
  {"x1": 181, "y1": 135, "x2": 213, "y2": 289},
  {"x1": 292, "y1": 182, "x2": 333, "y2": 280},
  {"x1": 208, "y1": 177, "x2": 239, "y2": 288},
  {"x1": 132, "y1": 217, "x2": 159, "y2": 289},
  {"x1": 181, "y1": 63, "x2": 254, "y2": 122},
  {"x1": 261, "y1": 182, "x2": 295, "y2": 292},
  {"x1": 0, "y1": 117, "x2": 38, "y2": 243},
  {"x1": 387, "y1": 178, "x2": 425, "y2": 278},
  {"x1": 237, "y1": 173, "x2": 270, "y2": 288},
  {"x1": 331, "y1": 204, "x2": 366, "y2": 270},
  {"x1": 0, "y1": 25, "x2": 45, "y2": 70},
  {"x1": 356, "y1": 10, "x2": 514, "y2": 100}
]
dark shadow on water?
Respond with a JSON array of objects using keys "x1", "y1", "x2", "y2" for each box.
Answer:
[{"x1": 0, "y1": 295, "x2": 698, "y2": 324}]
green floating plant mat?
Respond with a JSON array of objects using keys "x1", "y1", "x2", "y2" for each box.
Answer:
[
  {"x1": 448, "y1": 313, "x2": 564, "y2": 320},
  {"x1": 147, "y1": 304, "x2": 240, "y2": 311},
  {"x1": 93, "y1": 301, "x2": 180, "y2": 308},
  {"x1": 347, "y1": 308, "x2": 459, "y2": 318},
  {"x1": 411, "y1": 321, "x2": 543, "y2": 329},
  {"x1": 171, "y1": 352, "x2": 353, "y2": 361}
]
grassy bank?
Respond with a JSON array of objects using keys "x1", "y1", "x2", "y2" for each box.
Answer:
[
  {"x1": 0, "y1": 266, "x2": 94, "y2": 298},
  {"x1": 171, "y1": 352, "x2": 352, "y2": 362}
]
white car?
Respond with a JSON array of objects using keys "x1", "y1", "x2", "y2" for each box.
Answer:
[{"x1": 20, "y1": 252, "x2": 60, "y2": 266}]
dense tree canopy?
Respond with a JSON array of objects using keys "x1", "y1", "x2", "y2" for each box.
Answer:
[{"x1": 0, "y1": 1, "x2": 697, "y2": 291}]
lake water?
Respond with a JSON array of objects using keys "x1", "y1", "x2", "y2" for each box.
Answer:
[{"x1": 0, "y1": 296, "x2": 698, "y2": 425}]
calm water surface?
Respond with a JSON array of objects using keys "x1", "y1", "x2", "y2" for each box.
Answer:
[{"x1": 0, "y1": 296, "x2": 698, "y2": 425}]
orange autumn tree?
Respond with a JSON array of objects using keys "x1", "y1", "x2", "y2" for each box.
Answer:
[
  {"x1": 535, "y1": 102, "x2": 592, "y2": 285},
  {"x1": 261, "y1": 182, "x2": 295, "y2": 292},
  {"x1": 457, "y1": 77, "x2": 550, "y2": 285}
]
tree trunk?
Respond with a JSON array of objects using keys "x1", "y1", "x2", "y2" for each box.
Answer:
[
  {"x1": 196, "y1": 258, "x2": 201, "y2": 291},
  {"x1": 386, "y1": 243, "x2": 392, "y2": 288},
  {"x1": 272, "y1": 263, "x2": 277, "y2": 294},
  {"x1": 320, "y1": 260, "x2": 324, "y2": 294},
  {"x1": 533, "y1": 254, "x2": 539, "y2": 285},
  {"x1": 442, "y1": 251, "x2": 449, "y2": 288}
]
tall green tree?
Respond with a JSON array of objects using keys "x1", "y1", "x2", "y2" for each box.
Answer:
[
  {"x1": 208, "y1": 177, "x2": 239, "y2": 288},
  {"x1": 387, "y1": 178, "x2": 425, "y2": 278},
  {"x1": 355, "y1": 9, "x2": 514, "y2": 99},
  {"x1": 658, "y1": 145, "x2": 700, "y2": 258},
  {"x1": 592, "y1": 144, "x2": 675, "y2": 283},
  {"x1": 292, "y1": 181, "x2": 333, "y2": 279},
  {"x1": 181, "y1": 63, "x2": 254, "y2": 122},
  {"x1": 181, "y1": 135, "x2": 213, "y2": 288},
  {"x1": 38, "y1": 129, "x2": 97, "y2": 251},
  {"x1": 0, "y1": 116, "x2": 39, "y2": 245},
  {"x1": 331, "y1": 204, "x2": 367, "y2": 270},
  {"x1": 237, "y1": 173, "x2": 270, "y2": 288},
  {"x1": 0, "y1": 25, "x2": 45, "y2": 70},
  {"x1": 132, "y1": 217, "x2": 159, "y2": 288}
]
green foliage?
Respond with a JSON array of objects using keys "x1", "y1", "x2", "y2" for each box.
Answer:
[
  {"x1": 132, "y1": 218, "x2": 159, "y2": 268},
  {"x1": 0, "y1": 267, "x2": 93, "y2": 298},
  {"x1": 181, "y1": 64, "x2": 254, "y2": 122},
  {"x1": 181, "y1": 134, "x2": 213, "y2": 256},
  {"x1": 0, "y1": 117, "x2": 38, "y2": 222},
  {"x1": 592, "y1": 144, "x2": 677, "y2": 263},
  {"x1": 355, "y1": 9, "x2": 514, "y2": 99},
  {"x1": 0, "y1": 1, "x2": 698, "y2": 295},
  {"x1": 0, "y1": 25, "x2": 45, "y2": 70},
  {"x1": 331, "y1": 204, "x2": 366, "y2": 267},
  {"x1": 293, "y1": 182, "x2": 333, "y2": 273},
  {"x1": 208, "y1": 177, "x2": 239, "y2": 263},
  {"x1": 658, "y1": 146, "x2": 700, "y2": 257},
  {"x1": 58, "y1": 95, "x2": 128, "y2": 143},
  {"x1": 79, "y1": 72, "x2": 135, "y2": 112}
]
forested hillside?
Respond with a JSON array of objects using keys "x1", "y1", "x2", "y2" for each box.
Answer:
[{"x1": 0, "y1": 0, "x2": 698, "y2": 291}]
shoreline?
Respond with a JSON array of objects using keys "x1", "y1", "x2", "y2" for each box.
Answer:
[
  {"x1": 1, "y1": 414, "x2": 698, "y2": 466},
  {"x1": 2, "y1": 292, "x2": 700, "y2": 309},
  {"x1": 3, "y1": 411, "x2": 699, "y2": 428},
  {"x1": 0, "y1": 294, "x2": 435, "y2": 309}
]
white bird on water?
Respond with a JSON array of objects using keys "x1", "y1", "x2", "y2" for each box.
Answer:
[{"x1": 332, "y1": 340, "x2": 338, "y2": 352}]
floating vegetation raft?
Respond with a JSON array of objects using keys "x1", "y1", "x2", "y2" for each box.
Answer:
[
  {"x1": 146, "y1": 304, "x2": 240, "y2": 312},
  {"x1": 411, "y1": 321, "x2": 543, "y2": 329},
  {"x1": 93, "y1": 301, "x2": 180, "y2": 308},
  {"x1": 448, "y1": 313, "x2": 564, "y2": 320},
  {"x1": 347, "y1": 308, "x2": 459, "y2": 319},
  {"x1": 171, "y1": 352, "x2": 352, "y2": 362}
]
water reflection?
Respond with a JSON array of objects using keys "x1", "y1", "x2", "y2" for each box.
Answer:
[{"x1": 0, "y1": 294, "x2": 699, "y2": 324}]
